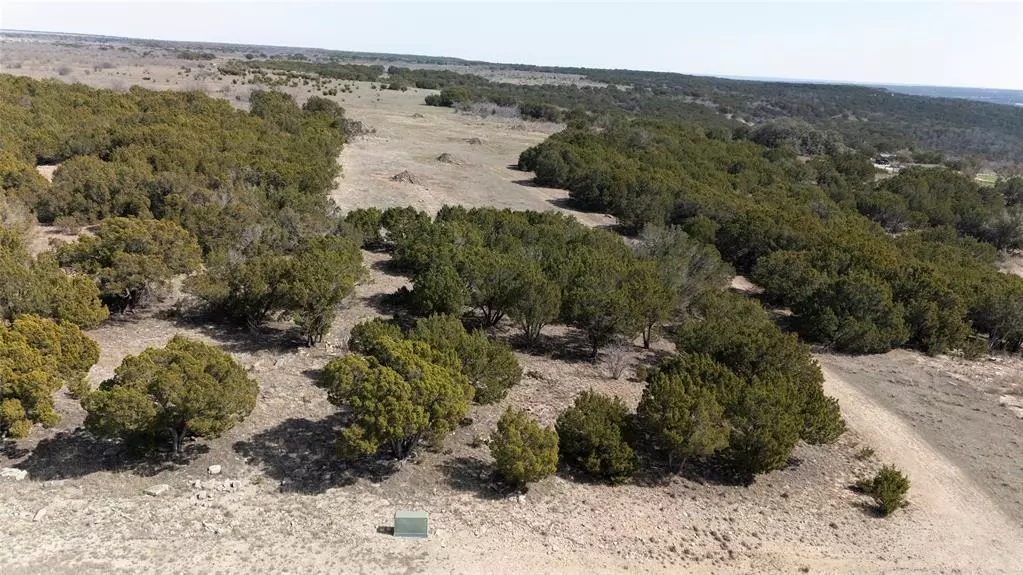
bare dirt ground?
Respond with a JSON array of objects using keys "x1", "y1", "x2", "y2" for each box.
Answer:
[
  {"x1": 819, "y1": 351, "x2": 1023, "y2": 526},
  {"x1": 329, "y1": 93, "x2": 609, "y2": 227},
  {"x1": 3, "y1": 38, "x2": 1023, "y2": 574}
]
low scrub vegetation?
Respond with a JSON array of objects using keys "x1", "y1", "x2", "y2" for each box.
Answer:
[
  {"x1": 490, "y1": 407, "x2": 559, "y2": 489},
  {"x1": 858, "y1": 465, "x2": 911, "y2": 516},
  {"x1": 556, "y1": 390, "x2": 637, "y2": 484}
]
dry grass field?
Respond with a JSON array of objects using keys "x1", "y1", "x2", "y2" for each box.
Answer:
[{"x1": 2, "y1": 37, "x2": 1023, "y2": 574}]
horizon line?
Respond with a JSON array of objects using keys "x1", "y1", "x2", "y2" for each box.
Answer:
[{"x1": 2, "y1": 27, "x2": 1021, "y2": 94}]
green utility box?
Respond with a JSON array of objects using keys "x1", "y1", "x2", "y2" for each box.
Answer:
[{"x1": 394, "y1": 511, "x2": 429, "y2": 538}]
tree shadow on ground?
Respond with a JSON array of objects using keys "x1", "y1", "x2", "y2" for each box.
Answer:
[
  {"x1": 12, "y1": 428, "x2": 207, "y2": 480},
  {"x1": 628, "y1": 451, "x2": 762, "y2": 488},
  {"x1": 437, "y1": 456, "x2": 512, "y2": 500},
  {"x1": 544, "y1": 196, "x2": 608, "y2": 215},
  {"x1": 1, "y1": 440, "x2": 29, "y2": 459},
  {"x1": 173, "y1": 316, "x2": 306, "y2": 354},
  {"x1": 233, "y1": 414, "x2": 399, "y2": 494},
  {"x1": 362, "y1": 290, "x2": 408, "y2": 318},
  {"x1": 846, "y1": 483, "x2": 888, "y2": 518},
  {"x1": 498, "y1": 328, "x2": 597, "y2": 365}
]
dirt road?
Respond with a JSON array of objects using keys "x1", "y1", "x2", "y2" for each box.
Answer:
[{"x1": 820, "y1": 365, "x2": 1023, "y2": 571}]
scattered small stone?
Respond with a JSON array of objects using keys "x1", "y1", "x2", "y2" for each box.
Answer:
[
  {"x1": 390, "y1": 170, "x2": 422, "y2": 185},
  {"x1": 466, "y1": 137, "x2": 483, "y2": 145},
  {"x1": 144, "y1": 484, "x2": 170, "y2": 497},
  {"x1": 829, "y1": 521, "x2": 839, "y2": 529},
  {"x1": 207, "y1": 465, "x2": 222, "y2": 475},
  {"x1": 0, "y1": 468, "x2": 28, "y2": 481},
  {"x1": 33, "y1": 508, "x2": 47, "y2": 522},
  {"x1": 190, "y1": 479, "x2": 202, "y2": 489},
  {"x1": 436, "y1": 152, "x2": 462, "y2": 165}
]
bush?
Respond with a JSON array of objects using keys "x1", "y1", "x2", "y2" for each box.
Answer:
[
  {"x1": 408, "y1": 264, "x2": 468, "y2": 316},
  {"x1": 859, "y1": 465, "x2": 910, "y2": 516},
  {"x1": 0, "y1": 315, "x2": 98, "y2": 438},
  {"x1": 348, "y1": 318, "x2": 402, "y2": 355},
  {"x1": 285, "y1": 236, "x2": 363, "y2": 345},
  {"x1": 409, "y1": 314, "x2": 522, "y2": 404},
  {"x1": 0, "y1": 228, "x2": 107, "y2": 328},
  {"x1": 322, "y1": 337, "x2": 473, "y2": 459},
  {"x1": 66, "y1": 378, "x2": 91, "y2": 400},
  {"x1": 490, "y1": 407, "x2": 558, "y2": 488},
  {"x1": 556, "y1": 390, "x2": 636, "y2": 483},
  {"x1": 83, "y1": 336, "x2": 258, "y2": 454},
  {"x1": 53, "y1": 215, "x2": 82, "y2": 234},
  {"x1": 58, "y1": 217, "x2": 202, "y2": 312},
  {"x1": 725, "y1": 373, "x2": 803, "y2": 479},
  {"x1": 340, "y1": 208, "x2": 383, "y2": 248},
  {"x1": 636, "y1": 354, "x2": 734, "y2": 469}
]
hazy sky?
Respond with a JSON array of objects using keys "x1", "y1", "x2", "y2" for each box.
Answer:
[{"x1": 3, "y1": 1, "x2": 1022, "y2": 89}]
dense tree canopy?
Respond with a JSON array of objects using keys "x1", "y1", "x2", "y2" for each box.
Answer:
[
  {"x1": 381, "y1": 207, "x2": 683, "y2": 355},
  {"x1": 187, "y1": 235, "x2": 363, "y2": 343},
  {"x1": 0, "y1": 75, "x2": 347, "y2": 256},
  {"x1": 520, "y1": 118, "x2": 1023, "y2": 356}
]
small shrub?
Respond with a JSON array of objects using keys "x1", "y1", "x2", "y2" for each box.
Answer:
[
  {"x1": 556, "y1": 390, "x2": 636, "y2": 483},
  {"x1": 348, "y1": 318, "x2": 402, "y2": 355},
  {"x1": 67, "y1": 378, "x2": 91, "y2": 400},
  {"x1": 604, "y1": 339, "x2": 630, "y2": 380},
  {"x1": 57, "y1": 66, "x2": 72, "y2": 76},
  {"x1": 52, "y1": 215, "x2": 82, "y2": 234},
  {"x1": 490, "y1": 407, "x2": 558, "y2": 489},
  {"x1": 854, "y1": 446, "x2": 876, "y2": 460},
  {"x1": 859, "y1": 465, "x2": 910, "y2": 516},
  {"x1": 634, "y1": 364, "x2": 649, "y2": 382},
  {"x1": 958, "y1": 336, "x2": 989, "y2": 360}
]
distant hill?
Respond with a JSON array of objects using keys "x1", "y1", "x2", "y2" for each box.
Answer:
[{"x1": 878, "y1": 85, "x2": 1023, "y2": 107}]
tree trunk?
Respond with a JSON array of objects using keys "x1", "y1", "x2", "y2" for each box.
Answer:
[{"x1": 169, "y1": 426, "x2": 181, "y2": 456}]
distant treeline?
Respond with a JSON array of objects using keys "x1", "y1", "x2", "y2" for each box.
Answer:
[
  {"x1": 220, "y1": 59, "x2": 385, "y2": 81},
  {"x1": 428, "y1": 71, "x2": 1023, "y2": 162}
]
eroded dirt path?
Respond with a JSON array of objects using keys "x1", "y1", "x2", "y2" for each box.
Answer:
[{"x1": 820, "y1": 364, "x2": 1023, "y2": 572}]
